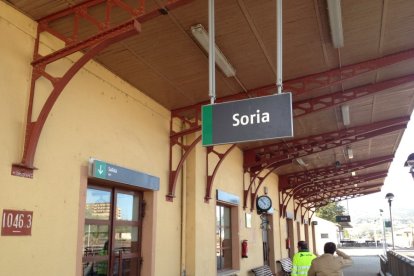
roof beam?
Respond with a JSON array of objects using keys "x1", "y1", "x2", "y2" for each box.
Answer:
[
  {"x1": 295, "y1": 172, "x2": 386, "y2": 199},
  {"x1": 299, "y1": 184, "x2": 383, "y2": 203},
  {"x1": 279, "y1": 154, "x2": 394, "y2": 190},
  {"x1": 244, "y1": 116, "x2": 410, "y2": 171},
  {"x1": 171, "y1": 49, "x2": 414, "y2": 139},
  {"x1": 246, "y1": 116, "x2": 408, "y2": 210}
]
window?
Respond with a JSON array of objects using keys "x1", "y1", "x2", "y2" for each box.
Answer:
[
  {"x1": 83, "y1": 186, "x2": 143, "y2": 276},
  {"x1": 216, "y1": 204, "x2": 232, "y2": 271}
]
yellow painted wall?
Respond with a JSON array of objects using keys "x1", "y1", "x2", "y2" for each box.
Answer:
[
  {"x1": 0, "y1": 3, "x2": 316, "y2": 276},
  {"x1": 0, "y1": 2, "x2": 181, "y2": 275}
]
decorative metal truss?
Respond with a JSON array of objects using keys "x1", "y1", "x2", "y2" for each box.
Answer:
[
  {"x1": 242, "y1": 116, "x2": 409, "y2": 210},
  {"x1": 295, "y1": 188, "x2": 379, "y2": 223},
  {"x1": 286, "y1": 173, "x2": 386, "y2": 219},
  {"x1": 278, "y1": 155, "x2": 394, "y2": 216},
  {"x1": 11, "y1": 0, "x2": 193, "y2": 178},
  {"x1": 279, "y1": 155, "x2": 394, "y2": 190},
  {"x1": 168, "y1": 72, "x2": 414, "y2": 202}
]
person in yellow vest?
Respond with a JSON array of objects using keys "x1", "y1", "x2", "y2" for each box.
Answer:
[{"x1": 291, "y1": 241, "x2": 316, "y2": 276}]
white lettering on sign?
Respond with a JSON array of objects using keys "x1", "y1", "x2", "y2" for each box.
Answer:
[
  {"x1": 232, "y1": 110, "x2": 270, "y2": 126},
  {"x1": 2, "y1": 210, "x2": 33, "y2": 236},
  {"x1": 108, "y1": 167, "x2": 118, "y2": 173}
]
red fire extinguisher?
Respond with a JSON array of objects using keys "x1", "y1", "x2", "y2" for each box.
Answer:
[
  {"x1": 242, "y1": 240, "x2": 248, "y2": 258},
  {"x1": 285, "y1": 238, "x2": 291, "y2": 249}
]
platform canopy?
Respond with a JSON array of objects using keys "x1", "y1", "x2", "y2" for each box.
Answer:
[{"x1": 7, "y1": 0, "x2": 414, "y2": 207}]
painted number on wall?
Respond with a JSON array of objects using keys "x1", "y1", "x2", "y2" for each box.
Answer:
[{"x1": 1, "y1": 209, "x2": 33, "y2": 236}]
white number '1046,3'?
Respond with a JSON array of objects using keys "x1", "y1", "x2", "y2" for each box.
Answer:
[{"x1": 2, "y1": 213, "x2": 32, "y2": 229}]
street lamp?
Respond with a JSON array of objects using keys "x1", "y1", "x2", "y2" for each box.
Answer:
[
  {"x1": 385, "y1": 193, "x2": 395, "y2": 250},
  {"x1": 380, "y1": 209, "x2": 387, "y2": 254}
]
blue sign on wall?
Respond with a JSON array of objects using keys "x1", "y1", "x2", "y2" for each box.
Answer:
[{"x1": 91, "y1": 159, "x2": 159, "y2": 191}]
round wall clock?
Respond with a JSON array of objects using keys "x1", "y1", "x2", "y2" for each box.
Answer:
[{"x1": 256, "y1": 195, "x2": 272, "y2": 213}]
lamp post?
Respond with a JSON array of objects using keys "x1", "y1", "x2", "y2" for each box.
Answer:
[
  {"x1": 380, "y1": 209, "x2": 387, "y2": 254},
  {"x1": 385, "y1": 193, "x2": 395, "y2": 250}
]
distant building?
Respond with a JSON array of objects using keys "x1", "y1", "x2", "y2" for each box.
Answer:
[
  {"x1": 313, "y1": 217, "x2": 340, "y2": 255},
  {"x1": 86, "y1": 203, "x2": 122, "y2": 220}
]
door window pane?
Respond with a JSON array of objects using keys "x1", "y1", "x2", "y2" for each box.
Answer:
[
  {"x1": 86, "y1": 188, "x2": 111, "y2": 220},
  {"x1": 216, "y1": 205, "x2": 232, "y2": 271},
  {"x1": 83, "y1": 260, "x2": 109, "y2": 276},
  {"x1": 116, "y1": 193, "x2": 139, "y2": 221},
  {"x1": 84, "y1": 225, "x2": 109, "y2": 256},
  {"x1": 114, "y1": 226, "x2": 139, "y2": 254}
]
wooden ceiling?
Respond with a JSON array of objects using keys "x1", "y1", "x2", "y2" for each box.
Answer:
[{"x1": 6, "y1": 0, "x2": 414, "y2": 204}]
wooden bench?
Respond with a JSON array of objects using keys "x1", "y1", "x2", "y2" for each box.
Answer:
[
  {"x1": 276, "y1": 258, "x2": 292, "y2": 275},
  {"x1": 251, "y1": 265, "x2": 275, "y2": 276}
]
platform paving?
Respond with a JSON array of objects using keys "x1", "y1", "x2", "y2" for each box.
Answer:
[{"x1": 339, "y1": 248, "x2": 382, "y2": 276}]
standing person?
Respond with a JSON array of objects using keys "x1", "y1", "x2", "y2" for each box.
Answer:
[
  {"x1": 291, "y1": 241, "x2": 316, "y2": 276},
  {"x1": 308, "y1": 242, "x2": 353, "y2": 276}
]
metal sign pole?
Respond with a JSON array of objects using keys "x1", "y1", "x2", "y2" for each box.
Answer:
[
  {"x1": 276, "y1": 0, "x2": 283, "y2": 94},
  {"x1": 209, "y1": 0, "x2": 216, "y2": 104}
]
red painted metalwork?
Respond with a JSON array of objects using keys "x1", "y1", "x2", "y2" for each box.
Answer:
[
  {"x1": 285, "y1": 173, "x2": 386, "y2": 217},
  {"x1": 279, "y1": 155, "x2": 394, "y2": 190},
  {"x1": 243, "y1": 116, "x2": 409, "y2": 210},
  {"x1": 309, "y1": 190, "x2": 379, "y2": 209},
  {"x1": 11, "y1": 0, "x2": 193, "y2": 176},
  {"x1": 293, "y1": 74, "x2": 414, "y2": 117},
  {"x1": 294, "y1": 172, "x2": 386, "y2": 200},
  {"x1": 296, "y1": 185, "x2": 383, "y2": 213},
  {"x1": 169, "y1": 60, "x2": 414, "y2": 204},
  {"x1": 170, "y1": 48, "x2": 414, "y2": 139},
  {"x1": 166, "y1": 135, "x2": 201, "y2": 201},
  {"x1": 279, "y1": 161, "x2": 391, "y2": 215},
  {"x1": 205, "y1": 144, "x2": 237, "y2": 202},
  {"x1": 244, "y1": 116, "x2": 409, "y2": 170}
]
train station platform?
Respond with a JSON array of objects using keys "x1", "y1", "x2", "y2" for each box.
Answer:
[{"x1": 340, "y1": 247, "x2": 414, "y2": 276}]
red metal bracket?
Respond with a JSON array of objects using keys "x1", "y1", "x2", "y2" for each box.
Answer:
[
  {"x1": 205, "y1": 145, "x2": 237, "y2": 202},
  {"x1": 11, "y1": 0, "x2": 193, "y2": 178},
  {"x1": 166, "y1": 135, "x2": 201, "y2": 201}
]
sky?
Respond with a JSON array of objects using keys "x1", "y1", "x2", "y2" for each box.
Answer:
[{"x1": 344, "y1": 112, "x2": 414, "y2": 218}]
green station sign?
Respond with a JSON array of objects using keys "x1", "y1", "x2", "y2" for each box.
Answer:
[{"x1": 202, "y1": 93, "x2": 293, "y2": 146}]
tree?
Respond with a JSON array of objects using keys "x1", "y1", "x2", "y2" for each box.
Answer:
[{"x1": 315, "y1": 202, "x2": 346, "y2": 223}]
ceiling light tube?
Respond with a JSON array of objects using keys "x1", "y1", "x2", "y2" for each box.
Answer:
[
  {"x1": 327, "y1": 0, "x2": 344, "y2": 48},
  {"x1": 341, "y1": 105, "x2": 350, "y2": 126},
  {"x1": 347, "y1": 147, "x2": 354, "y2": 159},
  {"x1": 296, "y1": 158, "x2": 307, "y2": 166},
  {"x1": 191, "y1": 24, "x2": 236, "y2": 77}
]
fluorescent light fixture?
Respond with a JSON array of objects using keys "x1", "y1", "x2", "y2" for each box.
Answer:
[
  {"x1": 190, "y1": 24, "x2": 236, "y2": 77},
  {"x1": 296, "y1": 158, "x2": 308, "y2": 167},
  {"x1": 354, "y1": 183, "x2": 358, "y2": 187},
  {"x1": 341, "y1": 105, "x2": 350, "y2": 126},
  {"x1": 351, "y1": 171, "x2": 356, "y2": 176},
  {"x1": 347, "y1": 147, "x2": 354, "y2": 159},
  {"x1": 327, "y1": 0, "x2": 344, "y2": 48}
]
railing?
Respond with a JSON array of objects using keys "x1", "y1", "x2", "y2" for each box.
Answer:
[{"x1": 384, "y1": 251, "x2": 414, "y2": 275}]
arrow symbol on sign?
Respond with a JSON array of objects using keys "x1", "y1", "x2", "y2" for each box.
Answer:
[{"x1": 98, "y1": 165, "x2": 104, "y2": 175}]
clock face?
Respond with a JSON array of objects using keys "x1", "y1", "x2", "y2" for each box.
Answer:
[{"x1": 257, "y1": 195, "x2": 272, "y2": 212}]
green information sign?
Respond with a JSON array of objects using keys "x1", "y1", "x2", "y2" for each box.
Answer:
[{"x1": 91, "y1": 159, "x2": 159, "y2": 191}]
